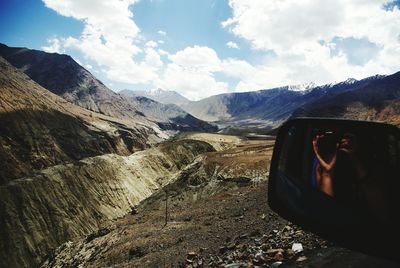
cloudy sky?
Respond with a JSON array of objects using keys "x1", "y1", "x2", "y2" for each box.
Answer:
[{"x1": 1, "y1": 0, "x2": 400, "y2": 100}]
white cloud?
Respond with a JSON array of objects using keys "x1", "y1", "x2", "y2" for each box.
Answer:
[
  {"x1": 222, "y1": 0, "x2": 400, "y2": 86},
  {"x1": 43, "y1": 0, "x2": 162, "y2": 84},
  {"x1": 145, "y1": 40, "x2": 158, "y2": 48},
  {"x1": 226, "y1": 41, "x2": 239, "y2": 49},
  {"x1": 42, "y1": 37, "x2": 63, "y2": 53},
  {"x1": 85, "y1": 64, "x2": 93, "y2": 70},
  {"x1": 42, "y1": 0, "x2": 400, "y2": 101},
  {"x1": 168, "y1": 45, "x2": 222, "y2": 73},
  {"x1": 157, "y1": 46, "x2": 228, "y2": 100},
  {"x1": 157, "y1": 49, "x2": 169, "y2": 56}
]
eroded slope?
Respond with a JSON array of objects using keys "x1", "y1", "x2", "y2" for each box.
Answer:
[
  {"x1": 0, "y1": 57, "x2": 164, "y2": 184},
  {"x1": 0, "y1": 139, "x2": 214, "y2": 268}
]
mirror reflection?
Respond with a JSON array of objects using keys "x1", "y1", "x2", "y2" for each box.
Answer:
[{"x1": 276, "y1": 121, "x2": 400, "y2": 228}]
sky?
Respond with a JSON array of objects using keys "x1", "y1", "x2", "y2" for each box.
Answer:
[{"x1": 1, "y1": 0, "x2": 400, "y2": 100}]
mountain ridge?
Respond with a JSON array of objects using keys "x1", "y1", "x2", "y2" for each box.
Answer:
[
  {"x1": 176, "y1": 73, "x2": 398, "y2": 131},
  {"x1": 120, "y1": 88, "x2": 190, "y2": 106},
  {"x1": 0, "y1": 43, "x2": 215, "y2": 133}
]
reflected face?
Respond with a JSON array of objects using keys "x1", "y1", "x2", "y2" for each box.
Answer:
[{"x1": 339, "y1": 135, "x2": 356, "y2": 154}]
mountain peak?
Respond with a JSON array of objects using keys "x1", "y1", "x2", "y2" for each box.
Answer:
[
  {"x1": 287, "y1": 82, "x2": 316, "y2": 92},
  {"x1": 121, "y1": 88, "x2": 190, "y2": 106}
]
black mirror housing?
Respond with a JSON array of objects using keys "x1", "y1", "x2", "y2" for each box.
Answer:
[{"x1": 268, "y1": 118, "x2": 400, "y2": 259}]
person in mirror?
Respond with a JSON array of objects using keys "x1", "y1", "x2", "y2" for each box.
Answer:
[
  {"x1": 334, "y1": 133, "x2": 370, "y2": 206},
  {"x1": 312, "y1": 133, "x2": 339, "y2": 197}
]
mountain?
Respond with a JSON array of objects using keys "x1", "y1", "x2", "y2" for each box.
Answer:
[
  {"x1": 179, "y1": 74, "x2": 397, "y2": 131},
  {"x1": 0, "y1": 43, "x2": 213, "y2": 132},
  {"x1": 0, "y1": 43, "x2": 151, "y2": 123},
  {"x1": 121, "y1": 94, "x2": 217, "y2": 132},
  {"x1": 293, "y1": 71, "x2": 400, "y2": 126},
  {"x1": 0, "y1": 56, "x2": 163, "y2": 184},
  {"x1": 121, "y1": 88, "x2": 190, "y2": 106}
]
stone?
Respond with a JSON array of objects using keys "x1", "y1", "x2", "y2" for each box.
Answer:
[
  {"x1": 227, "y1": 243, "x2": 237, "y2": 250},
  {"x1": 187, "y1": 252, "x2": 197, "y2": 258},
  {"x1": 273, "y1": 252, "x2": 284, "y2": 261},
  {"x1": 296, "y1": 256, "x2": 308, "y2": 262},
  {"x1": 292, "y1": 243, "x2": 303, "y2": 254},
  {"x1": 271, "y1": 261, "x2": 283, "y2": 267},
  {"x1": 219, "y1": 246, "x2": 228, "y2": 254}
]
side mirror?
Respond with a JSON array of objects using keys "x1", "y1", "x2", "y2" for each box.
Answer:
[{"x1": 268, "y1": 118, "x2": 400, "y2": 259}]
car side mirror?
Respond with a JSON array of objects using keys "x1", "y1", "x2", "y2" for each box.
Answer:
[{"x1": 268, "y1": 118, "x2": 400, "y2": 260}]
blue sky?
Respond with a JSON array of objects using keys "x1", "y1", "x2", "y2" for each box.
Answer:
[{"x1": 1, "y1": 0, "x2": 400, "y2": 100}]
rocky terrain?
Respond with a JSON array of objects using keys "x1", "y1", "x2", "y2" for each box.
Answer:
[
  {"x1": 39, "y1": 135, "x2": 398, "y2": 268},
  {"x1": 40, "y1": 134, "x2": 274, "y2": 267}
]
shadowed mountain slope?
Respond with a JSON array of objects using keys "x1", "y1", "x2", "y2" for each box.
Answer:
[
  {"x1": 0, "y1": 56, "x2": 163, "y2": 184},
  {"x1": 0, "y1": 43, "x2": 146, "y2": 122},
  {"x1": 293, "y1": 71, "x2": 400, "y2": 126},
  {"x1": 120, "y1": 94, "x2": 217, "y2": 132}
]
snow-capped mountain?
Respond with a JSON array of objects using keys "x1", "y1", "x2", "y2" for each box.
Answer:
[
  {"x1": 120, "y1": 88, "x2": 190, "y2": 106},
  {"x1": 287, "y1": 82, "x2": 316, "y2": 92}
]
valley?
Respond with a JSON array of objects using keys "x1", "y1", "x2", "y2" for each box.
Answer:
[{"x1": 0, "y1": 43, "x2": 399, "y2": 268}]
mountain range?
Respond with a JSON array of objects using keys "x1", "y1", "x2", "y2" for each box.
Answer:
[
  {"x1": 3, "y1": 42, "x2": 398, "y2": 135},
  {"x1": 123, "y1": 74, "x2": 400, "y2": 133},
  {"x1": 0, "y1": 43, "x2": 215, "y2": 133},
  {"x1": 172, "y1": 74, "x2": 399, "y2": 131}
]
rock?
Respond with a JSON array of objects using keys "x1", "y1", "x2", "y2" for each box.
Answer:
[
  {"x1": 271, "y1": 261, "x2": 283, "y2": 267},
  {"x1": 286, "y1": 249, "x2": 295, "y2": 259},
  {"x1": 219, "y1": 246, "x2": 228, "y2": 254},
  {"x1": 273, "y1": 252, "x2": 284, "y2": 261},
  {"x1": 128, "y1": 247, "x2": 144, "y2": 259},
  {"x1": 187, "y1": 252, "x2": 197, "y2": 258},
  {"x1": 296, "y1": 256, "x2": 308, "y2": 262},
  {"x1": 130, "y1": 207, "x2": 138, "y2": 215},
  {"x1": 261, "y1": 243, "x2": 269, "y2": 251},
  {"x1": 239, "y1": 234, "x2": 248, "y2": 240},
  {"x1": 227, "y1": 243, "x2": 237, "y2": 250},
  {"x1": 292, "y1": 243, "x2": 303, "y2": 254},
  {"x1": 250, "y1": 229, "x2": 261, "y2": 237},
  {"x1": 266, "y1": 249, "x2": 284, "y2": 255},
  {"x1": 224, "y1": 263, "x2": 243, "y2": 268}
]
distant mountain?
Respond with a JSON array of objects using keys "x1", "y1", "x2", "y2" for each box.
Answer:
[
  {"x1": 121, "y1": 88, "x2": 190, "y2": 106},
  {"x1": 180, "y1": 74, "x2": 397, "y2": 131},
  {"x1": 122, "y1": 95, "x2": 217, "y2": 132},
  {"x1": 0, "y1": 56, "x2": 163, "y2": 184},
  {"x1": 293, "y1": 71, "x2": 400, "y2": 126},
  {"x1": 0, "y1": 43, "x2": 214, "y2": 132}
]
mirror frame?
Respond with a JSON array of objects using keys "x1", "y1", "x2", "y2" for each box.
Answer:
[{"x1": 268, "y1": 117, "x2": 400, "y2": 259}]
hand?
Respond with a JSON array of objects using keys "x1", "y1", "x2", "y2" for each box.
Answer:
[{"x1": 312, "y1": 134, "x2": 323, "y2": 154}]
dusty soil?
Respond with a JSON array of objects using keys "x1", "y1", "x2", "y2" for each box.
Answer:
[
  {"x1": 42, "y1": 138, "x2": 316, "y2": 267},
  {"x1": 176, "y1": 133, "x2": 242, "y2": 151}
]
